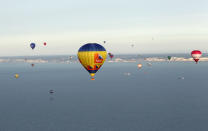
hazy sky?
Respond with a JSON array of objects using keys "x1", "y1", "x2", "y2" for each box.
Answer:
[{"x1": 0, "y1": 0, "x2": 208, "y2": 56}]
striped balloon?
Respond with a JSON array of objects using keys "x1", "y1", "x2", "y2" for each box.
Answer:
[
  {"x1": 191, "y1": 50, "x2": 202, "y2": 63},
  {"x1": 78, "y1": 43, "x2": 107, "y2": 80}
]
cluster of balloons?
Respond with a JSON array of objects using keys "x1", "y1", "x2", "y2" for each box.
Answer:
[
  {"x1": 14, "y1": 42, "x2": 48, "y2": 79},
  {"x1": 17, "y1": 42, "x2": 205, "y2": 81},
  {"x1": 166, "y1": 50, "x2": 202, "y2": 63},
  {"x1": 77, "y1": 42, "x2": 203, "y2": 80},
  {"x1": 30, "y1": 42, "x2": 47, "y2": 50}
]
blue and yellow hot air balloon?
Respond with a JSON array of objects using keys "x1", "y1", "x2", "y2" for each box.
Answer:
[{"x1": 78, "y1": 43, "x2": 107, "y2": 80}]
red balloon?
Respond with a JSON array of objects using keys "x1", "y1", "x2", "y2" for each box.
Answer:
[
  {"x1": 191, "y1": 50, "x2": 202, "y2": 63},
  {"x1": 44, "y1": 42, "x2": 47, "y2": 46},
  {"x1": 108, "y1": 53, "x2": 114, "y2": 59}
]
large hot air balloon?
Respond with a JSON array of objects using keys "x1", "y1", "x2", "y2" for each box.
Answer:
[
  {"x1": 30, "y1": 43, "x2": 36, "y2": 50},
  {"x1": 108, "y1": 53, "x2": 114, "y2": 60},
  {"x1": 191, "y1": 50, "x2": 202, "y2": 63},
  {"x1": 78, "y1": 43, "x2": 107, "y2": 80}
]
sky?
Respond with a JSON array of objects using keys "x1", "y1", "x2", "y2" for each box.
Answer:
[{"x1": 0, "y1": 0, "x2": 208, "y2": 56}]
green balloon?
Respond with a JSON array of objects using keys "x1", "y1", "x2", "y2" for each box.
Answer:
[{"x1": 167, "y1": 56, "x2": 171, "y2": 60}]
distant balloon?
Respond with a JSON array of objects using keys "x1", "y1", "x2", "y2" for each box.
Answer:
[
  {"x1": 49, "y1": 90, "x2": 54, "y2": 94},
  {"x1": 44, "y1": 42, "x2": 47, "y2": 46},
  {"x1": 78, "y1": 43, "x2": 107, "y2": 80},
  {"x1": 103, "y1": 41, "x2": 106, "y2": 44},
  {"x1": 31, "y1": 63, "x2": 35, "y2": 67},
  {"x1": 14, "y1": 74, "x2": 19, "y2": 79},
  {"x1": 108, "y1": 53, "x2": 114, "y2": 60},
  {"x1": 191, "y1": 50, "x2": 202, "y2": 63},
  {"x1": 137, "y1": 64, "x2": 142, "y2": 69},
  {"x1": 167, "y1": 56, "x2": 172, "y2": 61},
  {"x1": 30, "y1": 43, "x2": 36, "y2": 50},
  {"x1": 69, "y1": 56, "x2": 73, "y2": 60}
]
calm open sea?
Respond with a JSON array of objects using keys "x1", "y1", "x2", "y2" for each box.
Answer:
[{"x1": 0, "y1": 60, "x2": 208, "y2": 131}]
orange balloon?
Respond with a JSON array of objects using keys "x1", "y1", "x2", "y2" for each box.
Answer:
[{"x1": 137, "y1": 64, "x2": 142, "y2": 69}]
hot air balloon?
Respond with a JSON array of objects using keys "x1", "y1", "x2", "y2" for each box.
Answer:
[
  {"x1": 69, "y1": 56, "x2": 73, "y2": 60},
  {"x1": 49, "y1": 90, "x2": 54, "y2": 94},
  {"x1": 14, "y1": 74, "x2": 19, "y2": 79},
  {"x1": 78, "y1": 43, "x2": 107, "y2": 80},
  {"x1": 168, "y1": 56, "x2": 172, "y2": 61},
  {"x1": 31, "y1": 63, "x2": 35, "y2": 67},
  {"x1": 108, "y1": 53, "x2": 114, "y2": 60},
  {"x1": 30, "y1": 43, "x2": 36, "y2": 50},
  {"x1": 44, "y1": 42, "x2": 47, "y2": 46},
  {"x1": 137, "y1": 64, "x2": 142, "y2": 69},
  {"x1": 103, "y1": 41, "x2": 106, "y2": 44},
  {"x1": 191, "y1": 50, "x2": 202, "y2": 63}
]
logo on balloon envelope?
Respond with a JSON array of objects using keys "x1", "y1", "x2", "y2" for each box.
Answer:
[
  {"x1": 87, "y1": 65, "x2": 101, "y2": 71},
  {"x1": 94, "y1": 53, "x2": 103, "y2": 63}
]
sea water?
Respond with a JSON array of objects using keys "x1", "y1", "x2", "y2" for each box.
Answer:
[{"x1": 0, "y1": 60, "x2": 208, "y2": 131}]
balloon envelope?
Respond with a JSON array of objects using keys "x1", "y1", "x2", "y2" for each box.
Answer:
[
  {"x1": 108, "y1": 53, "x2": 114, "y2": 59},
  {"x1": 30, "y1": 43, "x2": 36, "y2": 49},
  {"x1": 44, "y1": 42, "x2": 47, "y2": 46},
  {"x1": 49, "y1": 90, "x2": 54, "y2": 94},
  {"x1": 191, "y1": 50, "x2": 202, "y2": 63},
  {"x1": 167, "y1": 56, "x2": 171, "y2": 60},
  {"x1": 14, "y1": 74, "x2": 19, "y2": 79},
  {"x1": 78, "y1": 43, "x2": 107, "y2": 80},
  {"x1": 137, "y1": 64, "x2": 142, "y2": 69}
]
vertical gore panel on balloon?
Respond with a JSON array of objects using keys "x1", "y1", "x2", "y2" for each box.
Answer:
[{"x1": 78, "y1": 51, "x2": 107, "y2": 74}]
